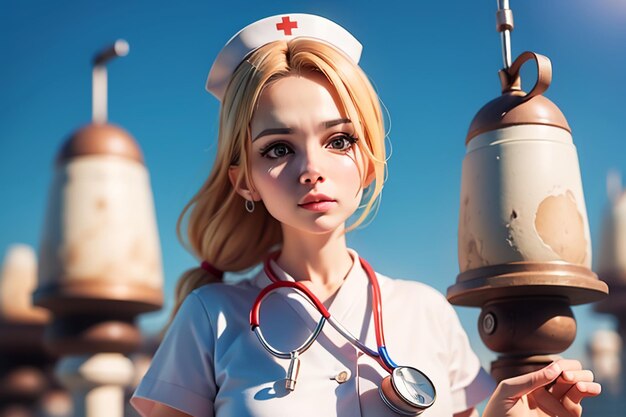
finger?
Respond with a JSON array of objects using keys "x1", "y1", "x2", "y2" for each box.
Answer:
[
  {"x1": 562, "y1": 370, "x2": 594, "y2": 383},
  {"x1": 549, "y1": 370, "x2": 594, "y2": 398},
  {"x1": 499, "y1": 362, "x2": 562, "y2": 397},
  {"x1": 561, "y1": 397, "x2": 583, "y2": 417},
  {"x1": 560, "y1": 382, "x2": 601, "y2": 417},
  {"x1": 553, "y1": 358, "x2": 583, "y2": 372},
  {"x1": 563, "y1": 381, "x2": 602, "y2": 404},
  {"x1": 532, "y1": 388, "x2": 577, "y2": 417}
]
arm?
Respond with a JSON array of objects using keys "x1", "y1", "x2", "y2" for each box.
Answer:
[
  {"x1": 454, "y1": 408, "x2": 479, "y2": 417},
  {"x1": 149, "y1": 403, "x2": 193, "y2": 417},
  {"x1": 131, "y1": 292, "x2": 217, "y2": 417}
]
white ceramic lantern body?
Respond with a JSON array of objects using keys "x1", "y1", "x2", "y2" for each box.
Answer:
[
  {"x1": 0, "y1": 245, "x2": 49, "y2": 324},
  {"x1": 459, "y1": 124, "x2": 592, "y2": 273},
  {"x1": 38, "y1": 155, "x2": 163, "y2": 294}
]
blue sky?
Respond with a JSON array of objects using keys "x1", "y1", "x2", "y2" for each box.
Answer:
[{"x1": 2, "y1": 0, "x2": 626, "y2": 368}]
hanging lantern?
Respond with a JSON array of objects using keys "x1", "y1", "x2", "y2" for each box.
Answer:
[
  {"x1": 33, "y1": 40, "x2": 163, "y2": 356},
  {"x1": 447, "y1": 1, "x2": 607, "y2": 381}
]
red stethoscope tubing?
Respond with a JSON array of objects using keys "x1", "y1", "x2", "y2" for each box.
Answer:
[
  {"x1": 249, "y1": 280, "x2": 331, "y2": 326},
  {"x1": 249, "y1": 253, "x2": 394, "y2": 373},
  {"x1": 358, "y1": 256, "x2": 387, "y2": 350}
]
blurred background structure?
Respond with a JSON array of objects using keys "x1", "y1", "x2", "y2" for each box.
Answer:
[
  {"x1": 0, "y1": 245, "x2": 71, "y2": 417},
  {"x1": 582, "y1": 174, "x2": 626, "y2": 413},
  {"x1": 2, "y1": 0, "x2": 626, "y2": 414}
]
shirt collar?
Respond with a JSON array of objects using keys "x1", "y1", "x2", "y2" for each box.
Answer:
[{"x1": 250, "y1": 248, "x2": 371, "y2": 330}]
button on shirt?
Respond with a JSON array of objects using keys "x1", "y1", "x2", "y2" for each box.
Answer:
[
  {"x1": 131, "y1": 249, "x2": 495, "y2": 417},
  {"x1": 334, "y1": 370, "x2": 350, "y2": 383}
]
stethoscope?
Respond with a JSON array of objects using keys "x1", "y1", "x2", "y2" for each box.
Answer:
[{"x1": 249, "y1": 254, "x2": 436, "y2": 415}]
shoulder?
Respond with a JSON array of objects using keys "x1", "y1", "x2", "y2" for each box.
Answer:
[
  {"x1": 184, "y1": 278, "x2": 261, "y2": 326},
  {"x1": 192, "y1": 277, "x2": 258, "y2": 302}
]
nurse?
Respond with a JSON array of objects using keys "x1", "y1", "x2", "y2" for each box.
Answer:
[{"x1": 131, "y1": 13, "x2": 600, "y2": 417}]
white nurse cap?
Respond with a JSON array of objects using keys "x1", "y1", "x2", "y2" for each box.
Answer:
[{"x1": 205, "y1": 13, "x2": 363, "y2": 100}]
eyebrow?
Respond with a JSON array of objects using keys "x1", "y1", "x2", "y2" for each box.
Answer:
[
  {"x1": 324, "y1": 118, "x2": 352, "y2": 128},
  {"x1": 252, "y1": 119, "x2": 352, "y2": 142},
  {"x1": 252, "y1": 127, "x2": 293, "y2": 142}
]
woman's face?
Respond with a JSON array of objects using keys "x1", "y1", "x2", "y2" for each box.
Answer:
[{"x1": 246, "y1": 72, "x2": 366, "y2": 236}]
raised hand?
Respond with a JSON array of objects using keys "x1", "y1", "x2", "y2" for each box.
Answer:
[{"x1": 483, "y1": 359, "x2": 601, "y2": 417}]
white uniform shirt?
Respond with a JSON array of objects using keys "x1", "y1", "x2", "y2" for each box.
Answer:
[{"x1": 131, "y1": 249, "x2": 496, "y2": 417}]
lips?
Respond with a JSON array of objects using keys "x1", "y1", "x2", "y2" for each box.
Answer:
[
  {"x1": 298, "y1": 194, "x2": 336, "y2": 212},
  {"x1": 298, "y1": 193, "x2": 335, "y2": 205}
]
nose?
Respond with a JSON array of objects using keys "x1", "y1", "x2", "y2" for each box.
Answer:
[
  {"x1": 299, "y1": 150, "x2": 326, "y2": 185},
  {"x1": 299, "y1": 169, "x2": 325, "y2": 185}
]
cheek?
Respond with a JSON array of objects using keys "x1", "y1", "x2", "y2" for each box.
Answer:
[
  {"x1": 334, "y1": 155, "x2": 364, "y2": 188},
  {"x1": 251, "y1": 162, "x2": 290, "y2": 197}
]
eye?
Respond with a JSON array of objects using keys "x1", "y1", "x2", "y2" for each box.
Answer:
[
  {"x1": 260, "y1": 142, "x2": 293, "y2": 159},
  {"x1": 327, "y1": 134, "x2": 358, "y2": 151}
]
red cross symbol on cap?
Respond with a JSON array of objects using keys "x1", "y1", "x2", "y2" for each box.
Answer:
[{"x1": 276, "y1": 16, "x2": 298, "y2": 36}]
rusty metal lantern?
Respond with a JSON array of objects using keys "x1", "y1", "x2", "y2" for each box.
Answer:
[
  {"x1": 447, "y1": 1, "x2": 608, "y2": 381},
  {"x1": 0, "y1": 245, "x2": 51, "y2": 416},
  {"x1": 33, "y1": 40, "x2": 163, "y2": 356}
]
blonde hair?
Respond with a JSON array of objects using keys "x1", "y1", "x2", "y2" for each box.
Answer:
[{"x1": 170, "y1": 38, "x2": 387, "y2": 321}]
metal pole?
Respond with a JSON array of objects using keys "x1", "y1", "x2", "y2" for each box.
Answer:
[
  {"x1": 92, "y1": 40, "x2": 129, "y2": 124},
  {"x1": 496, "y1": 0, "x2": 514, "y2": 69}
]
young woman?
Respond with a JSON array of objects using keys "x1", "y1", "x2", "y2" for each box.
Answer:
[{"x1": 131, "y1": 13, "x2": 600, "y2": 417}]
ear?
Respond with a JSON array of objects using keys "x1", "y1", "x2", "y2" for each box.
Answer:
[
  {"x1": 362, "y1": 160, "x2": 377, "y2": 188},
  {"x1": 229, "y1": 165, "x2": 261, "y2": 201}
]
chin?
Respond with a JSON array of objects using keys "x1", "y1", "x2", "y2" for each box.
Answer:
[
  {"x1": 299, "y1": 223, "x2": 344, "y2": 236},
  {"x1": 281, "y1": 216, "x2": 348, "y2": 236}
]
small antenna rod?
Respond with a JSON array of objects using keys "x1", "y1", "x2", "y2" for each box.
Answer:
[
  {"x1": 92, "y1": 40, "x2": 129, "y2": 124},
  {"x1": 496, "y1": 0, "x2": 514, "y2": 69}
]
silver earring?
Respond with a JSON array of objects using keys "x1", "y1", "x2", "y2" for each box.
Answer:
[{"x1": 245, "y1": 199, "x2": 255, "y2": 213}]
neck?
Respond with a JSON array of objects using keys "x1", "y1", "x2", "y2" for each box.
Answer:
[{"x1": 276, "y1": 225, "x2": 353, "y2": 289}]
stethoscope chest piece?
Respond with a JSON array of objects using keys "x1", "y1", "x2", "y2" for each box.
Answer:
[{"x1": 379, "y1": 366, "x2": 436, "y2": 416}]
